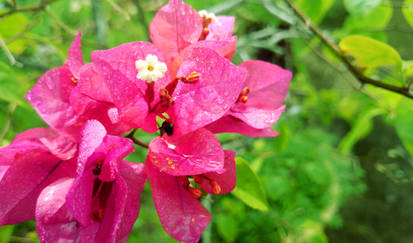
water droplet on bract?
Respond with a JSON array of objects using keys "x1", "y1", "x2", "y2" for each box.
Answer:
[{"x1": 265, "y1": 118, "x2": 274, "y2": 125}]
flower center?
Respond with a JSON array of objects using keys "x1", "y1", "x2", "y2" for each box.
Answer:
[
  {"x1": 71, "y1": 77, "x2": 78, "y2": 84},
  {"x1": 150, "y1": 71, "x2": 200, "y2": 114},
  {"x1": 91, "y1": 178, "x2": 114, "y2": 222},
  {"x1": 178, "y1": 175, "x2": 222, "y2": 199},
  {"x1": 198, "y1": 10, "x2": 217, "y2": 23},
  {"x1": 135, "y1": 54, "x2": 167, "y2": 83}
]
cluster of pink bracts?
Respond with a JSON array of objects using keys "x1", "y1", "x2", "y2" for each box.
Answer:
[{"x1": 0, "y1": 0, "x2": 291, "y2": 242}]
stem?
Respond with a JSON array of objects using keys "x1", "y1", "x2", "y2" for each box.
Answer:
[
  {"x1": 134, "y1": 0, "x2": 149, "y2": 38},
  {"x1": 106, "y1": 0, "x2": 130, "y2": 20},
  {"x1": 285, "y1": 0, "x2": 413, "y2": 99},
  {"x1": 125, "y1": 129, "x2": 149, "y2": 148},
  {"x1": 0, "y1": 103, "x2": 16, "y2": 144},
  {"x1": 91, "y1": 0, "x2": 108, "y2": 48},
  {"x1": 0, "y1": 0, "x2": 56, "y2": 18},
  {"x1": 44, "y1": 7, "x2": 77, "y2": 35},
  {"x1": 201, "y1": 194, "x2": 212, "y2": 243},
  {"x1": 0, "y1": 34, "x2": 16, "y2": 65}
]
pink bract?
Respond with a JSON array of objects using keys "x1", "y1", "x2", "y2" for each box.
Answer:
[
  {"x1": 64, "y1": 120, "x2": 146, "y2": 242},
  {"x1": 199, "y1": 150, "x2": 237, "y2": 195},
  {"x1": 0, "y1": 128, "x2": 76, "y2": 225},
  {"x1": 145, "y1": 160, "x2": 211, "y2": 243},
  {"x1": 145, "y1": 149, "x2": 236, "y2": 243},
  {"x1": 170, "y1": 47, "x2": 247, "y2": 137},
  {"x1": 208, "y1": 60, "x2": 292, "y2": 137},
  {"x1": 150, "y1": 0, "x2": 203, "y2": 64},
  {"x1": 25, "y1": 32, "x2": 131, "y2": 140},
  {"x1": 148, "y1": 128, "x2": 225, "y2": 176}
]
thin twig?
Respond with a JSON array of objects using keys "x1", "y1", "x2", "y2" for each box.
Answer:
[
  {"x1": 106, "y1": 0, "x2": 130, "y2": 20},
  {"x1": 0, "y1": 34, "x2": 16, "y2": 65},
  {"x1": 125, "y1": 129, "x2": 149, "y2": 148},
  {"x1": 285, "y1": 0, "x2": 413, "y2": 99},
  {"x1": 0, "y1": 103, "x2": 17, "y2": 144},
  {"x1": 0, "y1": 0, "x2": 56, "y2": 18},
  {"x1": 44, "y1": 7, "x2": 77, "y2": 35}
]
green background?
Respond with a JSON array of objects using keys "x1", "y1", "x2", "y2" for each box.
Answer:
[{"x1": 0, "y1": 0, "x2": 413, "y2": 242}]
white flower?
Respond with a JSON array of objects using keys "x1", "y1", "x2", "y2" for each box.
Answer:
[
  {"x1": 135, "y1": 54, "x2": 167, "y2": 83},
  {"x1": 198, "y1": 10, "x2": 217, "y2": 22}
]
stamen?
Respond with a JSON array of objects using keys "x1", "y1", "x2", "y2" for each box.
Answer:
[
  {"x1": 198, "y1": 10, "x2": 217, "y2": 24},
  {"x1": 237, "y1": 86, "x2": 250, "y2": 103},
  {"x1": 211, "y1": 180, "x2": 222, "y2": 194},
  {"x1": 71, "y1": 77, "x2": 78, "y2": 84},
  {"x1": 198, "y1": 10, "x2": 217, "y2": 40},
  {"x1": 239, "y1": 96, "x2": 248, "y2": 103},
  {"x1": 176, "y1": 71, "x2": 200, "y2": 84},
  {"x1": 188, "y1": 187, "x2": 203, "y2": 199}
]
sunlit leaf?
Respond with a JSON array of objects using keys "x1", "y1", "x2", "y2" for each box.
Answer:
[
  {"x1": 0, "y1": 225, "x2": 14, "y2": 243},
  {"x1": 344, "y1": 0, "x2": 392, "y2": 31},
  {"x1": 232, "y1": 157, "x2": 269, "y2": 211},
  {"x1": 339, "y1": 35, "x2": 402, "y2": 70},
  {"x1": 0, "y1": 13, "x2": 28, "y2": 53},
  {"x1": 344, "y1": 0, "x2": 381, "y2": 15},
  {"x1": 395, "y1": 98, "x2": 413, "y2": 156},
  {"x1": 402, "y1": 0, "x2": 413, "y2": 29}
]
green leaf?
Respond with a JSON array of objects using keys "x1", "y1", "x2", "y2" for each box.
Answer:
[
  {"x1": 402, "y1": 0, "x2": 413, "y2": 29},
  {"x1": 0, "y1": 225, "x2": 14, "y2": 243},
  {"x1": 231, "y1": 157, "x2": 269, "y2": 211},
  {"x1": 344, "y1": 0, "x2": 381, "y2": 15},
  {"x1": 0, "y1": 13, "x2": 28, "y2": 53},
  {"x1": 0, "y1": 64, "x2": 29, "y2": 107},
  {"x1": 344, "y1": 0, "x2": 392, "y2": 31},
  {"x1": 215, "y1": 214, "x2": 239, "y2": 242},
  {"x1": 296, "y1": 221, "x2": 328, "y2": 243},
  {"x1": 395, "y1": 99, "x2": 413, "y2": 156},
  {"x1": 339, "y1": 35, "x2": 402, "y2": 69},
  {"x1": 338, "y1": 107, "x2": 384, "y2": 155}
]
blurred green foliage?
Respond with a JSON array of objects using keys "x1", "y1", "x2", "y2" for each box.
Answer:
[{"x1": 0, "y1": 0, "x2": 413, "y2": 242}]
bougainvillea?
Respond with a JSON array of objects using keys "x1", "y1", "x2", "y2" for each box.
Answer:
[{"x1": 0, "y1": 0, "x2": 291, "y2": 242}]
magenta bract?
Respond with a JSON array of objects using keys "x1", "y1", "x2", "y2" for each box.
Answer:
[
  {"x1": 0, "y1": 128, "x2": 76, "y2": 225},
  {"x1": 1, "y1": 0, "x2": 293, "y2": 242}
]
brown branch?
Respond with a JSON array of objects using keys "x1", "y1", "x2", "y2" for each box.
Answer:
[
  {"x1": 0, "y1": 0, "x2": 56, "y2": 18},
  {"x1": 285, "y1": 0, "x2": 413, "y2": 99},
  {"x1": 125, "y1": 129, "x2": 149, "y2": 149}
]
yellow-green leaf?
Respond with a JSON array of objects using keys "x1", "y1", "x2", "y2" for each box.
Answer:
[
  {"x1": 0, "y1": 13, "x2": 28, "y2": 53},
  {"x1": 339, "y1": 35, "x2": 402, "y2": 69},
  {"x1": 231, "y1": 157, "x2": 269, "y2": 211},
  {"x1": 395, "y1": 98, "x2": 413, "y2": 156},
  {"x1": 402, "y1": 0, "x2": 413, "y2": 29}
]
